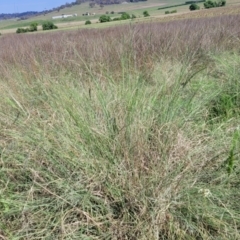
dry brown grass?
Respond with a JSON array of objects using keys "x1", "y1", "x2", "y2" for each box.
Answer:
[{"x1": 1, "y1": 14, "x2": 240, "y2": 82}]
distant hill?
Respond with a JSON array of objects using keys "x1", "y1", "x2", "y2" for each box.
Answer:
[
  {"x1": 0, "y1": 0, "x2": 147, "y2": 20},
  {"x1": 0, "y1": 12, "x2": 40, "y2": 20}
]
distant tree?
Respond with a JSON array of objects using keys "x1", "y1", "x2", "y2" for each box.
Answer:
[
  {"x1": 143, "y1": 10, "x2": 150, "y2": 17},
  {"x1": 16, "y1": 22, "x2": 38, "y2": 34},
  {"x1": 100, "y1": 4, "x2": 104, "y2": 9},
  {"x1": 16, "y1": 28, "x2": 22, "y2": 33},
  {"x1": 189, "y1": 3, "x2": 200, "y2": 10},
  {"x1": 16, "y1": 28, "x2": 28, "y2": 33},
  {"x1": 219, "y1": 0, "x2": 226, "y2": 6},
  {"x1": 89, "y1": 2, "x2": 95, "y2": 8},
  {"x1": 85, "y1": 20, "x2": 92, "y2": 25},
  {"x1": 131, "y1": 14, "x2": 136, "y2": 19},
  {"x1": 120, "y1": 12, "x2": 131, "y2": 20},
  {"x1": 29, "y1": 22, "x2": 38, "y2": 32},
  {"x1": 42, "y1": 21, "x2": 58, "y2": 30},
  {"x1": 204, "y1": 0, "x2": 226, "y2": 8},
  {"x1": 111, "y1": 11, "x2": 115, "y2": 14},
  {"x1": 204, "y1": 0, "x2": 217, "y2": 8},
  {"x1": 99, "y1": 15, "x2": 111, "y2": 22}
]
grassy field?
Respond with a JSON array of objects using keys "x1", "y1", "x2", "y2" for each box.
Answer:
[
  {"x1": 1, "y1": 0, "x2": 240, "y2": 34},
  {"x1": 0, "y1": 0, "x2": 177, "y2": 29},
  {"x1": 0, "y1": 8, "x2": 240, "y2": 239}
]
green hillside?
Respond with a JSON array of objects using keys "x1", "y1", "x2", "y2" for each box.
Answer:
[{"x1": 0, "y1": 0, "x2": 188, "y2": 31}]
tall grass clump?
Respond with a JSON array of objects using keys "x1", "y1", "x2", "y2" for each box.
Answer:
[{"x1": 0, "y1": 14, "x2": 240, "y2": 239}]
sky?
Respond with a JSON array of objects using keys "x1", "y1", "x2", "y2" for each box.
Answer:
[{"x1": 0, "y1": 0, "x2": 70, "y2": 14}]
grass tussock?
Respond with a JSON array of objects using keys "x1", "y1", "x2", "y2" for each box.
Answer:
[{"x1": 0, "y1": 14, "x2": 240, "y2": 239}]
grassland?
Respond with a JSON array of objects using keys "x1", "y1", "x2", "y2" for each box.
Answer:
[
  {"x1": 0, "y1": 0, "x2": 174, "y2": 30},
  {"x1": 0, "y1": 2, "x2": 240, "y2": 239},
  {"x1": 1, "y1": 0, "x2": 240, "y2": 34}
]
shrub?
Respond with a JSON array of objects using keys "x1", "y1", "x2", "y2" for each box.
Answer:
[
  {"x1": 106, "y1": 11, "x2": 109, "y2": 14},
  {"x1": 16, "y1": 28, "x2": 28, "y2": 33},
  {"x1": 165, "y1": 10, "x2": 170, "y2": 14},
  {"x1": 42, "y1": 21, "x2": 58, "y2": 30},
  {"x1": 99, "y1": 15, "x2": 111, "y2": 23},
  {"x1": 113, "y1": 17, "x2": 120, "y2": 21},
  {"x1": 189, "y1": 3, "x2": 200, "y2": 10},
  {"x1": 171, "y1": 9, "x2": 177, "y2": 13},
  {"x1": 143, "y1": 10, "x2": 150, "y2": 17},
  {"x1": 16, "y1": 23, "x2": 38, "y2": 34},
  {"x1": 111, "y1": 11, "x2": 115, "y2": 14},
  {"x1": 85, "y1": 20, "x2": 92, "y2": 25},
  {"x1": 219, "y1": 0, "x2": 226, "y2": 6},
  {"x1": 204, "y1": 0, "x2": 227, "y2": 9},
  {"x1": 131, "y1": 14, "x2": 136, "y2": 19},
  {"x1": 204, "y1": 0, "x2": 217, "y2": 8},
  {"x1": 29, "y1": 22, "x2": 38, "y2": 32},
  {"x1": 120, "y1": 12, "x2": 131, "y2": 20}
]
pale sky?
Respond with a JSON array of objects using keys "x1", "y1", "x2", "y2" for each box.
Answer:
[{"x1": 0, "y1": 0, "x2": 70, "y2": 13}]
